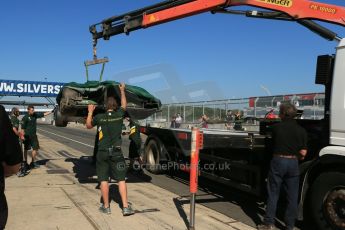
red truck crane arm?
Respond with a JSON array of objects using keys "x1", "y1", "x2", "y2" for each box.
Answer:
[{"x1": 90, "y1": 0, "x2": 345, "y2": 42}]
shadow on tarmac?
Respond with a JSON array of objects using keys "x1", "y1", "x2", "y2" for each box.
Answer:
[
  {"x1": 167, "y1": 171, "x2": 264, "y2": 224},
  {"x1": 36, "y1": 159, "x2": 50, "y2": 166},
  {"x1": 107, "y1": 184, "x2": 161, "y2": 214},
  {"x1": 165, "y1": 170, "x2": 311, "y2": 230},
  {"x1": 65, "y1": 156, "x2": 97, "y2": 184},
  {"x1": 59, "y1": 149, "x2": 310, "y2": 230},
  {"x1": 65, "y1": 156, "x2": 152, "y2": 184},
  {"x1": 173, "y1": 197, "x2": 190, "y2": 229}
]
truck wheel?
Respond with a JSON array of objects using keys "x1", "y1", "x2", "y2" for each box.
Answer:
[
  {"x1": 309, "y1": 172, "x2": 345, "y2": 230},
  {"x1": 54, "y1": 106, "x2": 67, "y2": 127},
  {"x1": 145, "y1": 139, "x2": 163, "y2": 174}
]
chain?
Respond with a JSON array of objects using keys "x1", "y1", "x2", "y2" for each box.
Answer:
[{"x1": 92, "y1": 39, "x2": 97, "y2": 60}]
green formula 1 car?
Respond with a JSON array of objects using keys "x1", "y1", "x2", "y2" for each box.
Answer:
[{"x1": 54, "y1": 81, "x2": 161, "y2": 127}]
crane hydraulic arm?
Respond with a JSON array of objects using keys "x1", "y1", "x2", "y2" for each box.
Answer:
[{"x1": 90, "y1": 0, "x2": 345, "y2": 43}]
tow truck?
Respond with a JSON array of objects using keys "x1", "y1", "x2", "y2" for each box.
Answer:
[{"x1": 89, "y1": 1, "x2": 345, "y2": 229}]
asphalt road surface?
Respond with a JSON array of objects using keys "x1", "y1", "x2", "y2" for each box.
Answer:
[{"x1": 37, "y1": 123, "x2": 307, "y2": 230}]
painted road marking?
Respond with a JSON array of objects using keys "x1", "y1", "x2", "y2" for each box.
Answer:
[{"x1": 37, "y1": 128, "x2": 94, "y2": 148}]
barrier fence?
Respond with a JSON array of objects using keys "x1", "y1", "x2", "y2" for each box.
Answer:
[{"x1": 147, "y1": 93, "x2": 325, "y2": 126}]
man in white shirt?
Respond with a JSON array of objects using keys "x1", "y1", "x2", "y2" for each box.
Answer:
[{"x1": 175, "y1": 113, "x2": 182, "y2": 128}]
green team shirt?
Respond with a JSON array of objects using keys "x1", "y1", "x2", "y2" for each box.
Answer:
[
  {"x1": 21, "y1": 113, "x2": 44, "y2": 136},
  {"x1": 10, "y1": 115, "x2": 20, "y2": 130},
  {"x1": 129, "y1": 120, "x2": 141, "y2": 146},
  {"x1": 92, "y1": 108, "x2": 125, "y2": 151}
]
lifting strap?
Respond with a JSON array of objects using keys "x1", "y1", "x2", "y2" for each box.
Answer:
[{"x1": 84, "y1": 39, "x2": 109, "y2": 82}]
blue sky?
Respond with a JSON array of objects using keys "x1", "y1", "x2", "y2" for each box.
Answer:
[{"x1": 1, "y1": 0, "x2": 344, "y2": 103}]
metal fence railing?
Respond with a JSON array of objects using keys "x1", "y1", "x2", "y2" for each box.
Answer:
[{"x1": 146, "y1": 93, "x2": 325, "y2": 125}]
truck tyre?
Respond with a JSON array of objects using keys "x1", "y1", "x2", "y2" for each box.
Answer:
[
  {"x1": 145, "y1": 139, "x2": 163, "y2": 174},
  {"x1": 54, "y1": 106, "x2": 67, "y2": 127},
  {"x1": 309, "y1": 172, "x2": 345, "y2": 230}
]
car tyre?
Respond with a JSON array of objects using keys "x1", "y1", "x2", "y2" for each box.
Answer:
[{"x1": 54, "y1": 106, "x2": 67, "y2": 127}]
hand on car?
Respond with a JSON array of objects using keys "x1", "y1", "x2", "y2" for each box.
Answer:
[
  {"x1": 88, "y1": 104, "x2": 96, "y2": 114},
  {"x1": 119, "y1": 83, "x2": 125, "y2": 92}
]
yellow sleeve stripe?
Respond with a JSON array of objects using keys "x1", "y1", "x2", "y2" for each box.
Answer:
[{"x1": 130, "y1": 126, "x2": 136, "y2": 135}]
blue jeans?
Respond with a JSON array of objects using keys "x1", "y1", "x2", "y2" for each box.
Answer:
[{"x1": 264, "y1": 156, "x2": 299, "y2": 229}]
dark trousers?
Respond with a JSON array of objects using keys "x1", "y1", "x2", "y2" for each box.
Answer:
[
  {"x1": 0, "y1": 192, "x2": 8, "y2": 230},
  {"x1": 129, "y1": 140, "x2": 141, "y2": 159},
  {"x1": 264, "y1": 156, "x2": 299, "y2": 229}
]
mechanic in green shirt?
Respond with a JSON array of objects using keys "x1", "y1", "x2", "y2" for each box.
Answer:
[
  {"x1": 21, "y1": 105, "x2": 53, "y2": 169},
  {"x1": 86, "y1": 83, "x2": 134, "y2": 216},
  {"x1": 10, "y1": 107, "x2": 20, "y2": 138},
  {"x1": 10, "y1": 107, "x2": 29, "y2": 177}
]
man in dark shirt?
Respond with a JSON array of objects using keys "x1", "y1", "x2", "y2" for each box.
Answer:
[
  {"x1": 258, "y1": 103, "x2": 307, "y2": 230},
  {"x1": 21, "y1": 105, "x2": 52, "y2": 169},
  {"x1": 0, "y1": 105, "x2": 22, "y2": 229},
  {"x1": 170, "y1": 116, "x2": 177, "y2": 128},
  {"x1": 86, "y1": 83, "x2": 134, "y2": 216}
]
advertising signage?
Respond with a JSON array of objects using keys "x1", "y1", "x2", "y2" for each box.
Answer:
[{"x1": 0, "y1": 79, "x2": 65, "y2": 97}]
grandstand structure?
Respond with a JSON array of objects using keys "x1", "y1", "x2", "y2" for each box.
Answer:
[{"x1": 247, "y1": 93, "x2": 325, "y2": 119}]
